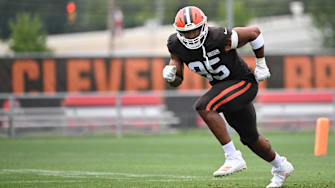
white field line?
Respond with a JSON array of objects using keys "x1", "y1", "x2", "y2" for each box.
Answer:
[
  {"x1": 0, "y1": 180, "x2": 84, "y2": 184},
  {"x1": 0, "y1": 169, "x2": 266, "y2": 183},
  {"x1": 0, "y1": 169, "x2": 208, "y2": 181}
]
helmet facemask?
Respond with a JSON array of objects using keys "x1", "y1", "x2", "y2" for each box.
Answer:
[{"x1": 176, "y1": 22, "x2": 208, "y2": 50}]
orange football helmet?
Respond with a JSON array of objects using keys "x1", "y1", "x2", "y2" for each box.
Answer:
[{"x1": 174, "y1": 6, "x2": 208, "y2": 49}]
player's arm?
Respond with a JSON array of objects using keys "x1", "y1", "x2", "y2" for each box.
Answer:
[
  {"x1": 162, "y1": 54, "x2": 184, "y2": 87},
  {"x1": 225, "y1": 27, "x2": 270, "y2": 82},
  {"x1": 226, "y1": 27, "x2": 264, "y2": 57}
]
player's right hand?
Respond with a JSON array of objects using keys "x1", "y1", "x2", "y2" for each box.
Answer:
[
  {"x1": 254, "y1": 57, "x2": 271, "y2": 82},
  {"x1": 163, "y1": 65, "x2": 177, "y2": 82}
]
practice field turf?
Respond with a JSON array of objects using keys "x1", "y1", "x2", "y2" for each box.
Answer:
[{"x1": 0, "y1": 130, "x2": 334, "y2": 188}]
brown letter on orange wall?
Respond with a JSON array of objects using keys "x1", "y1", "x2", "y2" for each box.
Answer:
[
  {"x1": 12, "y1": 60, "x2": 40, "y2": 94},
  {"x1": 125, "y1": 58, "x2": 149, "y2": 91},
  {"x1": 67, "y1": 59, "x2": 91, "y2": 92},
  {"x1": 284, "y1": 56, "x2": 312, "y2": 89},
  {"x1": 314, "y1": 56, "x2": 335, "y2": 88},
  {"x1": 151, "y1": 58, "x2": 165, "y2": 91},
  {"x1": 94, "y1": 59, "x2": 122, "y2": 92},
  {"x1": 43, "y1": 60, "x2": 56, "y2": 93}
]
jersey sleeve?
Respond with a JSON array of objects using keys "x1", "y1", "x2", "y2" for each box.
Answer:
[
  {"x1": 167, "y1": 33, "x2": 179, "y2": 55},
  {"x1": 220, "y1": 27, "x2": 232, "y2": 53}
]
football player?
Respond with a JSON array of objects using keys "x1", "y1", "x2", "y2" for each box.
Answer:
[{"x1": 163, "y1": 6, "x2": 294, "y2": 188}]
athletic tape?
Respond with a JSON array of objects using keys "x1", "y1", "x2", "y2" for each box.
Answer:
[{"x1": 250, "y1": 33, "x2": 264, "y2": 50}]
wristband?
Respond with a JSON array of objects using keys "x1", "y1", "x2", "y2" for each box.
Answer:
[
  {"x1": 256, "y1": 57, "x2": 266, "y2": 65},
  {"x1": 250, "y1": 33, "x2": 264, "y2": 50}
]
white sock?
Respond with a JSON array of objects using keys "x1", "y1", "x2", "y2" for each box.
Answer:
[
  {"x1": 270, "y1": 153, "x2": 283, "y2": 168},
  {"x1": 222, "y1": 141, "x2": 237, "y2": 155}
]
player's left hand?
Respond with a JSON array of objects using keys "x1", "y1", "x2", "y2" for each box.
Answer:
[{"x1": 254, "y1": 57, "x2": 271, "y2": 82}]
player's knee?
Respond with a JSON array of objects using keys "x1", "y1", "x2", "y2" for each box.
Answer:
[
  {"x1": 260, "y1": 136, "x2": 272, "y2": 152},
  {"x1": 194, "y1": 99, "x2": 207, "y2": 111},
  {"x1": 240, "y1": 134, "x2": 259, "y2": 146},
  {"x1": 245, "y1": 135, "x2": 272, "y2": 153},
  {"x1": 197, "y1": 109, "x2": 210, "y2": 117}
]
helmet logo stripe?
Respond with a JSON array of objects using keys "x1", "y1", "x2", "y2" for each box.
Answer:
[
  {"x1": 176, "y1": 10, "x2": 185, "y2": 27},
  {"x1": 182, "y1": 9, "x2": 187, "y2": 25},
  {"x1": 184, "y1": 7, "x2": 191, "y2": 25},
  {"x1": 188, "y1": 7, "x2": 193, "y2": 24}
]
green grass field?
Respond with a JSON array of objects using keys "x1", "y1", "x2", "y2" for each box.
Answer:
[{"x1": 0, "y1": 130, "x2": 334, "y2": 188}]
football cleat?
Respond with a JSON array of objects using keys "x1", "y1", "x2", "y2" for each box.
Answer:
[
  {"x1": 266, "y1": 157, "x2": 294, "y2": 188},
  {"x1": 213, "y1": 150, "x2": 247, "y2": 177}
]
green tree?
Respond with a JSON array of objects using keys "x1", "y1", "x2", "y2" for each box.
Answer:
[
  {"x1": 8, "y1": 13, "x2": 50, "y2": 53},
  {"x1": 307, "y1": 0, "x2": 335, "y2": 48},
  {"x1": 244, "y1": 0, "x2": 295, "y2": 17},
  {"x1": 162, "y1": 0, "x2": 253, "y2": 27},
  {"x1": 0, "y1": 0, "x2": 68, "y2": 39},
  {"x1": 116, "y1": 0, "x2": 157, "y2": 28},
  {"x1": 215, "y1": 0, "x2": 254, "y2": 27}
]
